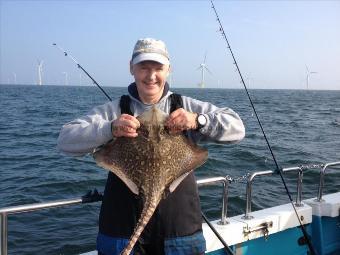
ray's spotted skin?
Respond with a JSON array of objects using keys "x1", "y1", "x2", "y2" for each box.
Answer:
[{"x1": 93, "y1": 106, "x2": 208, "y2": 255}]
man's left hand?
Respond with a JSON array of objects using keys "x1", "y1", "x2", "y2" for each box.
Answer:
[{"x1": 166, "y1": 108, "x2": 198, "y2": 134}]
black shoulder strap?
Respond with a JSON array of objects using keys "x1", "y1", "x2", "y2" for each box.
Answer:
[
  {"x1": 120, "y1": 93, "x2": 182, "y2": 115},
  {"x1": 169, "y1": 93, "x2": 183, "y2": 113},
  {"x1": 120, "y1": 95, "x2": 133, "y2": 115}
]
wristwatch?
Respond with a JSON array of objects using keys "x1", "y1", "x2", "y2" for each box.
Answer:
[{"x1": 196, "y1": 113, "x2": 207, "y2": 130}]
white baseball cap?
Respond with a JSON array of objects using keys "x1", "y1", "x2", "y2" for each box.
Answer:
[{"x1": 131, "y1": 38, "x2": 170, "y2": 65}]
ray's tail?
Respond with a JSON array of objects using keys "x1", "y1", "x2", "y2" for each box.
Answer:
[{"x1": 120, "y1": 197, "x2": 159, "y2": 255}]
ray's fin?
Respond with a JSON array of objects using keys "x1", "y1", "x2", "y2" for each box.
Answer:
[{"x1": 94, "y1": 146, "x2": 139, "y2": 195}]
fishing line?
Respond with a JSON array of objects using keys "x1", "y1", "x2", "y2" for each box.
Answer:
[
  {"x1": 53, "y1": 43, "x2": 235, "y2": 253},
  {"x1": 210, "y1": 1, "x2": 317, "y2": 254},
  {"x1": 52, "y1": 43, "x2": 112, "y2": 101}
]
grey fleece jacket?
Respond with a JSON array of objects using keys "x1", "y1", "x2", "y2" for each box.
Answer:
[{"x1": 57, "y1": 87, "x2": 245, "y2": 157}]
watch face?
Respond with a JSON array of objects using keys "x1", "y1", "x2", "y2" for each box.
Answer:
[{"x1": 198, "y1": 114, "x2": 207, "y2": 126}]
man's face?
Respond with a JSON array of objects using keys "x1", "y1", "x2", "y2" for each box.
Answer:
[{"x1": 130, "y1": 60, "x2": 170, "y2": 103}]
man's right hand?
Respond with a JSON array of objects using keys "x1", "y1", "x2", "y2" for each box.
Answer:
[{"x1": 111, "y1": 114, "x2": 140, "y2": 138}]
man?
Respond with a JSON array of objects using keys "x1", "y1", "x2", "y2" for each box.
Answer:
[{"x1": 57, "y1": 38, "x2": 245, "y2": 255}]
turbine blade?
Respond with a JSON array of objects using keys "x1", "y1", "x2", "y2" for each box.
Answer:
[{"x1": 205, "y1": 66, "x2": 213, "y2": 75}]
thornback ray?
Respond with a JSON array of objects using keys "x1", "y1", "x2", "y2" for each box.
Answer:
[{"x1": 93, "y1": 106, "x2": 208, "y2": 255}]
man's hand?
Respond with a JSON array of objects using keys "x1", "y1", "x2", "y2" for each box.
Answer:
[
  {"x1": 166, "y1": 108, "x2": 198, "y2": 134},
  {"x1": 111, "y1": 114, "x2": 140, "y2": 138}
]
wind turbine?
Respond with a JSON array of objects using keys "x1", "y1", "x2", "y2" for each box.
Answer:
[
  {"x1": 37, "y1": 60, "x2": 43, "y2": 85},
  {"x1": 305, "y1": 65, "x2": 317, "y2": 90},
  {"x1": 168, "y1": 70, "x2": 173, "y2": 87},
  {"x1": 62, "y1": 72, "x2": 68, "y2": 85},
  {"x1": 12, "y1": 72, "x2": 17, "y2": 84},
  {"x1": 197, "y1": 52, "x2": 212, "y2": 88}
]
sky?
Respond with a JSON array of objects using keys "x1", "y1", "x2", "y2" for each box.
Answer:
[{"x1": 0, "y1": 0, "x2": 339, "y2": 90}]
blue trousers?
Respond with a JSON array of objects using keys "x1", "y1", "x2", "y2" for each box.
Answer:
[{"x1": 97, "y1": 231, "x2": 206, "y2": 255}]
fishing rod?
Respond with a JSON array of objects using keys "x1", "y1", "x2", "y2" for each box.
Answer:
[
  {"x1": 52, "y1": 43, "x2": 112, "y2": 101},
  {"x1": 210, "y1": 1, "x2": 317, "y2": 255},
  {"x1": 53, "y1": 42, "x2": 235, "y2": 254}
]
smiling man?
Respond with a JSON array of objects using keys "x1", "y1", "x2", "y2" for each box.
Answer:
[{"x1": 57, "y1": 38, "x2": 245, "y2": 255}]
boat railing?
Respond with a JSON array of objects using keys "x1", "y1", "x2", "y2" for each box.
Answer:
[
  {"x1": 0, "y1": 178, "x2": 232, "y2": 255},
  {"x1": 1, "y1": 161, "x2": 339, "y2": 254},
  {"x1": 242, "y1": 161, "x2": 340, "y2": 220},
  {"x1": 0, "y1": 190, "x2": 103, "y2": 255}
]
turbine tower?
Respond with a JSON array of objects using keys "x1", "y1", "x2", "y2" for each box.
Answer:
[
  {"x1": 37, "y1": 60, "x2": 43, "y2": 85},
  {"x1": 168, "y1": 70, "x2": 173, "y2": 87},
  {"x1": 197, "y1": 52, "x2": 212, "y2": 88},
  {"x1": 12, "y1": 72, "x2": 17, "y2": 84},
  {"x1": 62, "y1": 72, "x2": 69, "y2": 85},
  {"x1": 305, "y1": 65, "x2": 317, "y2": 90}
]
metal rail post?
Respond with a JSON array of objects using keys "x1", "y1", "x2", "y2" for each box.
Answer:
[
  {"x1": 282, "y1": 166, "x2": 304, "y2": 207},
  {"x1": 316, "y1": 161, "x2": 340, "y2": 202},
  {"x1": 242, "y1": 170, "x2": 273, "y2": 220},
  {"x1": 1, "y1": 213, "x2": 8, "y2": 255},
  {"x1": 197, "y1": 177, "x2": 230, "y2": 225}
]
